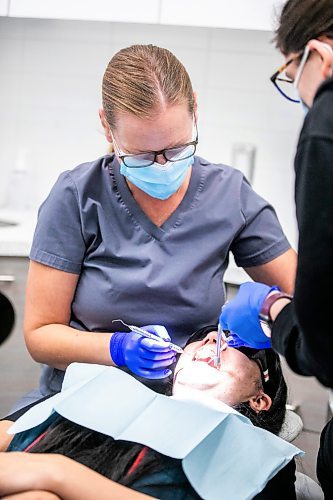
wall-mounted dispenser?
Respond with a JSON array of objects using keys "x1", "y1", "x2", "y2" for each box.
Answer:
[{"x1": 231, "y1": 143, "x2": 256, "y2": 184}]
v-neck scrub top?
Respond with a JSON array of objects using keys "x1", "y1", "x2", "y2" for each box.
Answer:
[{"x1": 30, "y1": 154, "x2": 290, "y2": 396}]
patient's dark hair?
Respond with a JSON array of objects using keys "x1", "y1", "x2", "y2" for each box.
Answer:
[
  {"x1": 274, "y1": 0, "x2": 333, "y2": 54},
  {"x1": 30, "y1": 326, "x2": 287, "y2": 485},
  {"x1": 31, "y1": 416, "x2": 172, "y2": 487},
  {"x1": 232, "y1": 348, "x2": 287, "y2": 435}
]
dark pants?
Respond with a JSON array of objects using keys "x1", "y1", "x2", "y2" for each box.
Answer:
[{"x1": 317, "y1": 417, "x2": 333, "y2": 499}]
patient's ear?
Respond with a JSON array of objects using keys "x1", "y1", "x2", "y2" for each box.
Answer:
[{"x1": 248, "y1": 391, "x2": 272, "y2": 413}]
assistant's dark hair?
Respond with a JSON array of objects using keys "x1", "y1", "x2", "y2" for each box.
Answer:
[
  {"x1": 186, "y1": 326, "x2": 287, "y2": 435},
  {"x1": 274, "y1": 0, "x2": 333, "y2": 54}
]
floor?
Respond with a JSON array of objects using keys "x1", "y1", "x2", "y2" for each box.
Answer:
[
  {"x1": 281, "y1": 359, "x2": 328, "y2": 483},
  {"x1": 0, "y1": 294, "x2": 330, "y2": 489}
]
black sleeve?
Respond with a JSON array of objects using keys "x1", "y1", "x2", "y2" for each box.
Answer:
[
  {"x1": 254, "y1": 460, "x2": 296, "y2": 499},
  {"x1": 271, "y1": 303, "x2": 323, "y2": 379},
  {"x1": 317, "y1": 416, "x2": 333, "y2": 497},
  {"x1": 271, "y1": 85, "x2": 333, "y2": 388},
  {"x1": 0, "y1": 394, "x2": 55, "y2": 422}
]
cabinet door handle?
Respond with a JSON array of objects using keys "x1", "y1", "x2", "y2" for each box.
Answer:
[{"x1": 0, "y1": 275, "x2": 16, "y2": 283}]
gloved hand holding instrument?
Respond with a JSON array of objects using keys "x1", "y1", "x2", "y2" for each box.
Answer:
[
  {"x1": 110, "y1": 321, "x2": 181, "y2": 379},
  {"x1": 220, "y1": 282, "x2": 292, "y2": 350}
]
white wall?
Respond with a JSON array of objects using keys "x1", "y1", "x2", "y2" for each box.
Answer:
[{"x1": 0, "y1": 17, "x2": 302, "y2": 246}]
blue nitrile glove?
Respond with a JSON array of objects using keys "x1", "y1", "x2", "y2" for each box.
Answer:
[
  {"x1": 225, "y1": 331, "x2": 257, "y2": 349},
  {"x1": 110, "y1": 324, "x2": 175, "y2": 379},
  {"x1": 220, "y1": 282, "x2": 278, "y2": 349}
]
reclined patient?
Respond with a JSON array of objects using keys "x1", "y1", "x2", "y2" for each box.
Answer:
[{"x1": 0, "y1": 326, "x2": 298, "y2": 499}]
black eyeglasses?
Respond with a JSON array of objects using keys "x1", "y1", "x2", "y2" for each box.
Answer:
[
  {"x1": 270, "y1": 51, "x2": 304, "y2": 103},
  {"x1": 237, "y1": 346, "x2": 269, "y2": 385},
  {"x1": 111, "y1": 120, "x2": 198, "y2": 168}
]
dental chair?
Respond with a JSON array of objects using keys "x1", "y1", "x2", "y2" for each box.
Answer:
[{"x1": 280, "y1": 410, "x2": 324, "y2": 500}]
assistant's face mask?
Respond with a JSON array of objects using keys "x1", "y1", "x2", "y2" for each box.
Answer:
[
  {"x1": 120, "y1": 154, "x2": 194, "y2": 200},
  {"x1": 300, "y1": 101, "x2": 309, "y2": 115}
]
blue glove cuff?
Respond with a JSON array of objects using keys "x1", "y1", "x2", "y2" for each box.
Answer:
[
  {"x1": 110, "y1": 332, "x2": 126, "y2": 366},
  {"x1": 227, "y1": 333, "x2": 271, "y2": 350}
]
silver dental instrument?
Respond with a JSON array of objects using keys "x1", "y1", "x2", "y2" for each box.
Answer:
[
  {"x1": 112, "y1": 319, "x2": 184, "y2": 354},
  {"x1": 214, "y1": 323, "x2": 223, "y2": 367},
  {"x1": 214, "y1": 324, "x2": 228, "y2": 367}
]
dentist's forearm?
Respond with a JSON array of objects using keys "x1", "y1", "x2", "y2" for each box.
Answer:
[{"x1": 24, "y1": 325, "x2": 114, "y2": 370}]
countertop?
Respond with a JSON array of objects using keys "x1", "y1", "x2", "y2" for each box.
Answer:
[
  {"x1": 0, "y1": 208, "x2": 249, "y2": 285},
  {"x1": 0, "y1": 209, "x2": 38, "y2": 257}
]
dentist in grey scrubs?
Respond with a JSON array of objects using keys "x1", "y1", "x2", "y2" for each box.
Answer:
[{"x1": 15, "y1": 44, "x2": 297, "y2": 410}]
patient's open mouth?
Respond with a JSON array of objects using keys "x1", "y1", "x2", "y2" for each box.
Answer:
[{"x1": 193, "y1": 353, "x2": 220, "y2": 369}]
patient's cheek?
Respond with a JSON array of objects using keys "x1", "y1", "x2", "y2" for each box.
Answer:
[
  {"x1": 174, "y1": 343, "x2": 200, "y2": 373},
  {"x1": 183, "y1": 342, "x2": 201, "y2": 356}
]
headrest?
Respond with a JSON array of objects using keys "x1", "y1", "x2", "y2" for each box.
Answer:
[{"x1": 279, "y1": 409, "x2": 303, "y2": 442}]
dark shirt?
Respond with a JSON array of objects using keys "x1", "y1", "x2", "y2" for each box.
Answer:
[
  {"x1": 272, "y1": 77, "x2": 333, "y2": 386},
  {"x1": 271, "y1": 77, "x2": 333, "y2": 497},
  {"x1": 317, "y1": 418, "x2": 333, "y2": 497}
]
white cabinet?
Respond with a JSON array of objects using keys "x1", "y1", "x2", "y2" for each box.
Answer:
[
  {"x1": 0, "y1": 0, "x2": 8, "y2": 16},
  {"x1": 8, "y1": 0, "x2": 161, "y2": 24},
  {"x1": 7, "y1": 0, "x2": 285, "y2": 30},
  {"x1": 160, "y1": 0, "x2": 284, "y2": 31}
]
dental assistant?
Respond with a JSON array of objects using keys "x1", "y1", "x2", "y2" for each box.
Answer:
[
  {"x1": 219, "y1": 1, "x2": 333, "y2": 496},
  {"x1": 18, "y1": 44, "x2": 296, "y2": 410}
]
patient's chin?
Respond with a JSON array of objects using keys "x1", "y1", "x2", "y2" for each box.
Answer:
[{"x1": 175, "y1": 361, "x2": 221, "y2": 391}]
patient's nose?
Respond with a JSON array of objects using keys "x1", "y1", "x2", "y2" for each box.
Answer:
[{"x1": 204, "y1": 332, "x2": 217, "y2": 344}]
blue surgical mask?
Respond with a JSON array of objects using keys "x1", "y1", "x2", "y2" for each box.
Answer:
[
  {"x1": 301, "y1": 100, "x2": 309, "y2": 116},
  {"x1": 294, "y1": 89, "x2": 310, "y2": 115},
  {"x1": 120, "y1": 154, "x2": 194, "y2": 200}
]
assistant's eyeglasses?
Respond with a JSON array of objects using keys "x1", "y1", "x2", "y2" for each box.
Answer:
[
  {"x1": 111, "y1": 119, "x2": 198, "y2": 168},
  {"x1": 270, "y1": 51, "x2": 304, "y2": 103}
]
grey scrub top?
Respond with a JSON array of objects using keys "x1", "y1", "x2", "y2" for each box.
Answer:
[{"x1": 29, "y1": 154, "x2": 290, "y2": 396}]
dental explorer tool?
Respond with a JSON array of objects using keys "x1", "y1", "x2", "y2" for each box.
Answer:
[
  {"x1": 214, "y1": 323, "x2": 223, "y2": 367},
  {"x1": 214, "y1": 324, "x2": 228, "y2": 367},
  {"x1": 112, "y1": 319, "x2": 184, "y2": 354}
]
